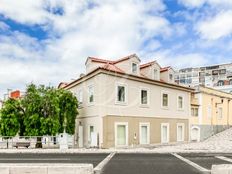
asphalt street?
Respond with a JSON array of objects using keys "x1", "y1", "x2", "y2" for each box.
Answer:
[
  {"x1": 102, "y1": 153, "x2": 202, "y2": 174},
  {"x1": 180, "y1": 153, "x2": 232, "y2": 170},
  {"x1": 0, "y1": 153, "x2": 231, "y2": 173}
]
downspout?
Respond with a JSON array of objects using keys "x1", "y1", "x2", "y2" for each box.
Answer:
[{"x1": 228, "y1": 99, "x2": 231, "y2": 127}]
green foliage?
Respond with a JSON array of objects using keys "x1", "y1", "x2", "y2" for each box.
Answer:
[
  {"x1": 0, "y1": 99, "x2": 22, "y2": 137},
  {"x1": 0, "y1": 84, "x2": 79, "y2": 138},
  {"x1": 57, "y1": 89, "x2": 78, "y2": 134}
]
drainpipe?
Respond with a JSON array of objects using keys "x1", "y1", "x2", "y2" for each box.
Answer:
[{"x1": 228, "y1": 99, "x2": 231, "y2": 127}]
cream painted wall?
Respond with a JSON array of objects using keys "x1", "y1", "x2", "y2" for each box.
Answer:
[
  {"x1": 99, "y1": 73, "x2": 191, "y2": 119},
  {"x1": 114, "y1": 56, "x2": 140, "y2": 75},
  {"x1": 140, "y1": 63, "x2": 160, "y2": 80}
]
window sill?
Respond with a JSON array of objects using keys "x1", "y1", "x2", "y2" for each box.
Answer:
[
  {"x1": 115, "y1": 102, "x2": 128, "y2": 106},
  {"x1": 161, "y1": 106, "x2": 169, "y2": 110},
  {"x1": 140, "y1": 104, "x2": 149, "y2": 108},
  {"x1": 87, "y1": 103, "x2": 94, "y2": 107}
]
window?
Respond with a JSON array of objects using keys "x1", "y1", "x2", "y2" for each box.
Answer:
[
  {"x1": 88, "y1": 85, "x2": 94, "y2": 104},
  {"x1": 207, "y1": 106, "x2": 212, "y2": 119},
  {"x1": 191, "y1": 107, "x2": 199, "y2": 117},
  {"x1": 132, "y1": 63, "x2": 138, "y2": 74},
  {"x1": 162, "y1": 93, "x2": 169, "y2": 108},
  {"x1": 116, "y1": 84, "x2": 127, "y2": 103},
  {"x1": 178, "y1": 95, "x2": 183, "y2": 109},
  {"x1": 218, "y1": 80, "x2": 224, "y2": 86},
  {"x1": 154, "y1": 69, "x2": 158, "y2": 80},
  {"x1": 230, "y1": 79, "x2": 232, "y2": 85},
  {"x1": 139, "y1": 123, "x2": 150, "y2": 145},
  {"x1": 141, "y1": 89, "x2": 148, "y2": 105},
  {"x1": 218, "y1": 107, "x2": 223, "y2": 119},
  {"x1": 169, "y1": 74, "x2": 173, "y2": 81},
  {"x1": 115, "y1": 122, "x2": 128, "y2": 146},
  {"x1": 177, "y1": 123, "x2": 184, "y2": 142},
  {"x1": 89, "y1": 125, "x2": 94, "y2": 142},
  {"x1": 77, "y1": 89, "x2": 83, "y2": 105},
  {"x1": 161, "y1": 123, "x2": 169, "y2": 143}
]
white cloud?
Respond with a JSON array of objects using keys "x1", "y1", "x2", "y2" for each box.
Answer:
[
  {"x1": 196, "y1": 10, "x2": 232, "y2": 40},
  {"x1": 0, "y1": 0, "x2": 173, "y2": 98}
]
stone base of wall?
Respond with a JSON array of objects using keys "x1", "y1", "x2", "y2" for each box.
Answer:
[
  {"x1": 191, "y1": 124, "x2": 231, "y2": 141},
  {"x1": 0, "y1": 163, "x2": 93, "y2": 174}
]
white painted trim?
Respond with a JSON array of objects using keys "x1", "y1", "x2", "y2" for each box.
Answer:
[
  {"x1": 139, "y1": 87, "x2": 150, "y2": 107},
  {"x1": 177, "y1": 123, "x2": 185, "y2": 142},
  {"x1": 161, "y1": 91, "x2": 170, "y2": 110},
  {"x1": 115, "y1": 82, "x2": 128, "y2": 105},
  {"x1": 131, "y1": 62, "x2": 139, "y2": 75},
  {"x1": 177, "y1": 94, "x2": 184, "y2": 111},
  {"x1": 87, "y1": 84, "x2": 94, "y2": 106},
  {"x1": 115, "y1": 122, "x2": 128, "y2": 147},
  {"x1": 139, "y1": 122, "x2": 150, "y2": 145},
  {"x1": 161, "y1": 123, "x2": 169, "y2": 143}
]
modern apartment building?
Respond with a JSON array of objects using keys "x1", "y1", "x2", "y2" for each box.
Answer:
[
  {"x1": 175, "y1": 63, "x2": 232, "y2": 93},
  {"x1": 190, "y1": 86, "x2": 232, "y2": 141},
  {"x1": 60, "y1": 54, "x2": 194, "y2": 148}
]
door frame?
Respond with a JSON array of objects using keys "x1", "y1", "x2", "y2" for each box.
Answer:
[
  {"x1": 161, "y1": 123, "x2": 170, "y2": 144},
  {"x1": 191, "y1": 126, "x2": 200, "y2": 142},
  {"x1": 78, "y1": 125, "x2": 84, "y2": 148},
  {"x1": 139, "y1": 122, "x2": 150, "y2": 145},
  {"x1": 115, "y1": 122, "x2": 128, "y2": 147},
  {"x1": 177, "y1": 123, "x2": 185, "y2": 142}
]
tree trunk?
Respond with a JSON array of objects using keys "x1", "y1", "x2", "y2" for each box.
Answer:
[{"x1": 35, "y1": 137, "x2": 42, "y2": 148}]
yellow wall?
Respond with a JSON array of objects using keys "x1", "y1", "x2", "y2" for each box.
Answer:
[{"x1": 191, "y1": 86, "x2": 232, "y2": 126}]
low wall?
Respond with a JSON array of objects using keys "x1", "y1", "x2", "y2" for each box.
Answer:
[
  {"x1": 212, "y1": 164, "x2": 232, "y2": 174},
  {"x1": 191, "y1": 124, "x2": 231, "y2": 141},
  {"x1": 0, "y1": 163, "x2": 93, "y2": 174}
]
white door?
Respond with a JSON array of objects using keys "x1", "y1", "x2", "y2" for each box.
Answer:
[
  {"x1": 140, "y1": 123, "x2": 150, "y2": 145},
  {"x1": 191, "y1": 127, "x2": 199, "y2": 142},
  {"x1": 161, "y1": 124, "x2": 169, "y2": 143},
  {"x1": 116, "y1": 124, "x2": 127, "y2": 146},
  {"x1": 90, "y1": 132, "x2": 98, "y2": 147},
  {"x1": 177, "y1": 124, "x2": 184, "y2": 142},
  {"x1": 78, "y1": 125, "x2": 84, "y2": 148}
]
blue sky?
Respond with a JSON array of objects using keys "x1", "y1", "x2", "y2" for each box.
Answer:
[{"x1": 0, "y1": 0, "x2": 232, "y2": 97}]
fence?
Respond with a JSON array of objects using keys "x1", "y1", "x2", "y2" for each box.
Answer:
[{"x1": 0, "y1": 134, "x2": 75, "y2": 149}]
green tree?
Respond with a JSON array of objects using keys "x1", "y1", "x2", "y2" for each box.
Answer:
[
  {"x1": 0, "y1": 84, "x2": 79, "y2": 148},
  {"x1": 0, "y1": 98, "x2": 22, "y2": 137},
  {"x1": 57, "y1": 89, "x2": 78, "y2": 134}
]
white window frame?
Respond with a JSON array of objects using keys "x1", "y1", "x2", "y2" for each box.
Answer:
[
  {"x1": 139, "y1": 122, "x2": 150, "y2": 145},
  {"x1": 77, "y1": 89, "x2": 83, "y2": 106},
  {"x1": 218, "y1": 107, "x2": 223, "y2": 119},
  {"x1": 161, "y1": 123, "x2": 169, "y2": 143},
  {"x1": 115, "y1": 122, "x2": 128, "y2": 147},
  {"x1": 177, "y1": 123, "x2": 185, "y2": 142},
  {"x1": 161, "y1": 91, "x2": 169, "y2": 109},
  {"x1": 153, "y1": 68, "x2": 158, "y2": 80},
  {"x1": 88, "y1": 85, "x2": 94, "y2": 105},
  {"x1": 88, "y1": 125, "x2": 94, "y2": 142},
  {"x1": 140, "y1": 87, "x2": 150, "y2": 107},
  {"x1": 131, "y1": 62, "x2": 138, "y2": 74},
  {"x1": 177, "y1": 94, "x2": 184, "y2": 110},
  {"x1": 115, "y1": 83, "x2": 128, "y2": 105}
]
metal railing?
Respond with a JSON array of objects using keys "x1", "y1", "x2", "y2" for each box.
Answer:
[{"x1": 0, "y1": 135, "x2": 75, "y2": 149}]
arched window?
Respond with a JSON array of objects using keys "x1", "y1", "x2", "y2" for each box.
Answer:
[
  {"x1": 229, "y1": 79, "x2": 232, "y2": 85},
  {"x1": 218, "y1": 80, "x2": 224, "y2": 86}
]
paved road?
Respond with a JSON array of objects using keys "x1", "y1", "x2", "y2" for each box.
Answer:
[
  {"x1": 0, "y1": 153, "x2": 231, "y2": 173},
  {"x1": 180, "y1": 153, "x2": 232, "y2": 170},
  {"x1": 102, "y1": 153, "x2": 202, "y2": 174},
  {"x1": 0, "y1": 153, "x2": 108, "y2": 167}
]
